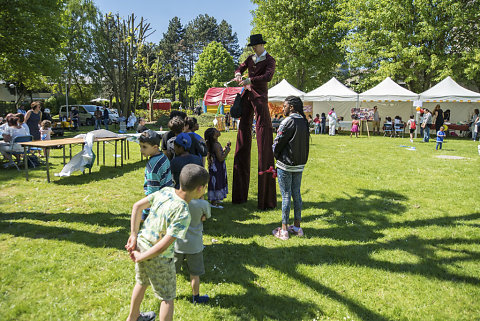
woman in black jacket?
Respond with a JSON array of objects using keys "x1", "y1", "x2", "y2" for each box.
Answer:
[{"x1": 272, "y1": 96, "x2": 310, "y2": 240}]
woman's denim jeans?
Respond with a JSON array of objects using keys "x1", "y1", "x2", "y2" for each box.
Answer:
[
  {"x1": 277, "y1": 168, "x2": 303, "y2": 225},
  {"x1": 423, "y1": 125, "x2": 430, "y2": 142},
  {"x1": 95, "y1": 119, "x2": 102, "y2": 130},
  {"x1": 473, "y1": 123, "x2": 480, "y2": 140},
  {"x1": 314, "y1": 123, "x2": 320, "y2": 134}
]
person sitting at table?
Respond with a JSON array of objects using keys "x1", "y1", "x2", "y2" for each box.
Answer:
[
  {"x1": 127, "y1": 112, "x2": 137, "y2": 130},
  {"x1": 136, "y1": 118, "x2": 148, "y2": 133},
  {"x1": 0, "y1": 113, "x2": 13, "y2": 135},
  {"x1": 0, "y1": 115, "x2": 30, "y2": 166},
  {"x1": 16, "y1": 113, "x2": 30, "y2": 136},
  {"x1": 383, "y1": 117, "x2": 393, "y2": 135},
  {"x1": 384, "y1": 116, "x2": 392, "y2": 126}
]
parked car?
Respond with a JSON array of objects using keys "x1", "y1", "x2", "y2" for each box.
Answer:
[
  {"x1": 108, "y1": 108, "x2": 119, "y2": 123},
  {"x1": 59, "y1": 105, "x2": 99, "y2": 126}
]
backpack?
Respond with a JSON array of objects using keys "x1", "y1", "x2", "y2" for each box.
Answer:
[
  {"x1": 27, "y1": 155, "x2": 41, "y2": 168},
  {"x1": 188, "y1": 133, "x2": 207, "y2": 157},
  {"x1": 166, "y1": 136, "x2": 176, "y2": 159},
  {"x1": 230, "y1": 92, "x2": 243, "y2": 118}
]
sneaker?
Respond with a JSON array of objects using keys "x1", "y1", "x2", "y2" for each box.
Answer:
[
  {"x1": 272, "y1": 227, "x2": 289, "y2": 240},
  {"x1": 287, "y1": 225, "x2": 304, "y2": 237},
  {"x1": 410, "y1": 139, "x2": 413, "y2": 143},
  {"x1": 137, "y1": 311, "x2": 156, "y2": 321},
  {"x1": 210, "y1": 204, "x2": 224, "y2": 209},
  {"x1": 3, "y1": 161, "x2": 16, "y2": 169},
  {"x1": 193, "y1": 294, "x2": 209, "y2": 304}
]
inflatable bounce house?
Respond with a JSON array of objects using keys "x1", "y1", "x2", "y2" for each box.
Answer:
[{"x1": 203, "y1": 87, "x2": 243, "y2": 114}]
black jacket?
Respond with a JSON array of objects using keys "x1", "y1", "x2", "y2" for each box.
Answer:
[{"x1": 272, "y1": 113, "x2": 309, "y2": 171}]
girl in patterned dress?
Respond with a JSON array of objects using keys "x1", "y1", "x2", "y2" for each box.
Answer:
[{"x1": 204, "y1": 128, "x2": 230, "y2": 208}]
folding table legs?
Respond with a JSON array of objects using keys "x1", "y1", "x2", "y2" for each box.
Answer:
[
  {"x1": 23, "y1": 146, "x2": 29, "y2": 181},
  {"x1": 45, "y1": 147, "x2": 51, "y2": 183}
]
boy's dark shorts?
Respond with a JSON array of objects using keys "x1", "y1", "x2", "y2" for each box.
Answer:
[
  {"x1": 410, "y1": 128, "x2": 415, "y2": 134},
  {"x1": 174, "y1": 251, "x2": 205, "y2": 276}
]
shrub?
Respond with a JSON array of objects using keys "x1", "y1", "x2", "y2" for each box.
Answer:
[
  {"x1": 195, "y1": 113, "x2": 217, "y2": 128},
  {"x1": 154, "y1": 113, "x2": 171, "y2": 129},
  {"x1": 171, "y1": 101, "x2": 182, "y2": 109},
  {"x1": 136, "y1": 109, "x2": 169, "y2": 121},
  {"x1": 0, "y1": 101, "x2": 16, "y2": 115},
  {"x1": 44, "y1": 95, "x2": 77, "y2": 115}
]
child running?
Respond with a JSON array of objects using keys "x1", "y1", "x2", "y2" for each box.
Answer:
[
  {"x1": 125, "y1": 164, "x2": 209, "y2": 321},
  {"x1": 204, "y1": 128, "x2": 230, "y2": 209},
  {"x1": 436, "y1": 126, "x2": 446, "y2": 150},
  {"x1": 407, "y1": 115, "x2": 416, "y2": 142}
]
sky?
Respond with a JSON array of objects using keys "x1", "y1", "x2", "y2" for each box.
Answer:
[{"x1": 93, "y1": 0, "x2": 257, "y2": 46}]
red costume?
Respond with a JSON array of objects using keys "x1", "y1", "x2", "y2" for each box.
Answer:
[{"x1": 232, "y1": 52, "x2": 277, "y2": 209}]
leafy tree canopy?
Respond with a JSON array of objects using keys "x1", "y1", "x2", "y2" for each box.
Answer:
[
  {"x1": 338, "y1": 0, "x2": 480, "y2": 92},
  {"x1": 251, "y1": 0, "x2": 345, "y2": 91},
  {"x1": 0, "y1": 0, "x2": 66, "y2": 98},
  {"x1": 190, "y1": 41, "x2": 234, "y2": 99}
]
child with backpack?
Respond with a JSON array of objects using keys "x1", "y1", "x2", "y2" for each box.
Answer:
[{"x1": 407, "y1": 115, "x2": 416, "y2": 143}]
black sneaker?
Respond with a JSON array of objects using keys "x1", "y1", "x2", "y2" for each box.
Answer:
[
  {"x1": 137, "y1": 311, "x2": 156, "y2": 321},
  {"x1": 193, "y1": 294, "x2": 209, "y2": 304}
]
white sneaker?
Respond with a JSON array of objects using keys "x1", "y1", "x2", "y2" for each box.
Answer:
[{"x1": 410, "y1": 139, "x2": 413, "y2": 143}]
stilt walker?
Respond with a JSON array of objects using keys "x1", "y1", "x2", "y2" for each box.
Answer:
[{"x1": 232, "y1": 34, "x2": 277, "y2": 210}]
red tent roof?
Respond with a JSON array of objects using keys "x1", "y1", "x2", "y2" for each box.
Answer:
[{"x1": 203, "y1": 87, "x2": 242, "y2": 106}]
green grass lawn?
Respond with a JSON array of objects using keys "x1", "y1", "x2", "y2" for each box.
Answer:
[{"x1": 1, "y1": 127, "x2": 479, "y2": 321}]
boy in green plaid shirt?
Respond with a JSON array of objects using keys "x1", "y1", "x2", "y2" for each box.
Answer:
[{"x1": 125, "y1": 164, "x2": 209, "y2": 321}]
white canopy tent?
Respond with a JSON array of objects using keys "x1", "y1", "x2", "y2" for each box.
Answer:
[
  {"x1": 268, "y1": 79, "x2": 306, "y2": 102},
  {"x1": 91, "y1": 98, "x2": 109, "y2": 103},
  {"x1": 305, "y1": 77, "x2": 358, "y2": 119},
  {"x1": 419, "y1": 76, "x2": 480, "y2": 123},
  {"x1": 359, "y1": 77, "x2": 419, "y2": 121}
]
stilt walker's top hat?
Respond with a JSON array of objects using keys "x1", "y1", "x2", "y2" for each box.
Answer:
[{"x1": 248, "y1": 34, "x2": 267, "y2": 46}]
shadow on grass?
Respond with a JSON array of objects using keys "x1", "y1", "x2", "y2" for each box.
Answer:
[
  {"x1": 0, "y1": 157, "x2": 144, "y2": 185},
  {"x1": 201, "y1": 229, "x2": 480, "y2": 320},
  {"x1": 52, "y1": 160, "x2": 145, "y2": 185},
  {"x1": 200, "y1": 241, "x2": 390, "y2": 321},
  {"x1": 0, "y1": 164, "x2": 49, "y2": 183},
  {"x1": 2, "y1": 188, "x2": 479, "y2": 320},
  {"x1": 202, "y1": 189, "x2": 480, "y2": 319},
  {"x1": 0, "y1": 211, "x2": 129, "y2": 250},
  {"x1": 209, "y1": 189, "x2": 408, "y2": 241}
]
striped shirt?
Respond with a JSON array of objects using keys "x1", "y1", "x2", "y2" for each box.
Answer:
[{"x1": 144, "y1": 153, "x2": 173, "y2": 196}]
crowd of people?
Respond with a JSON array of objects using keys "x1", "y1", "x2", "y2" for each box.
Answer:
[
  {"x1": 125, "y1": 93, "x2": 310, "y2": 321},
  {"x1": 0, "y1": 101, "x2": 55, "y2": 166},
  {"x1": 2, "y1": 31, "x2": 478, "y2": 321}
]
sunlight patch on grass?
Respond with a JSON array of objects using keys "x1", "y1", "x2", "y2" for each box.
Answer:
[{"x1": 369, "y1": 249, "x2": 421, "y2": 265}]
